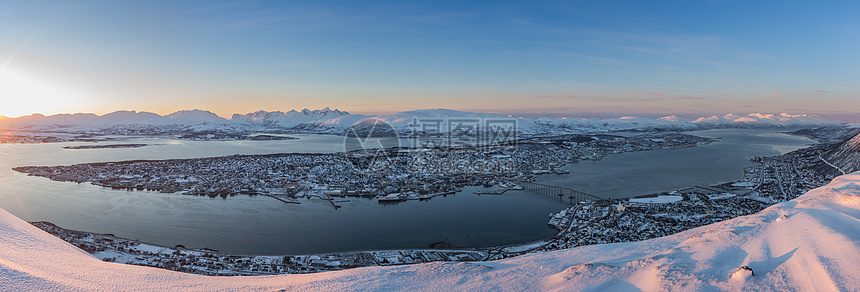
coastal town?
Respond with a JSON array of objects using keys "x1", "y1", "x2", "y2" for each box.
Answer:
[
  {"x1": 28, "y1": 142, "x2": 836, "y2": 275},
  {"x1": 14, "y1": 133, "x2": 714, "y2": 206},
  {"x1": 536, "y1": 141, "x2": 834, "y2": 252},
  {"x1": 32, "y1": 221, "x2": 490, "y2": 276},
  {"x1": 15, "y1": 127, "x2": 844, "y2": 276},
  {"x1": 23, "y1": 130, "x2": 845, "y2": 275}
]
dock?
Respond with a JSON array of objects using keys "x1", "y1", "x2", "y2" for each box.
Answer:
[
  {"x1": 418, "y1": 191, "x2": 455, "y2": 200},
  {"x1": 473, "y1": 189, "x2": 507, "y2": 195},
  {"x1": 260, "y1": 194, "x2": 301, "y2": 204}
]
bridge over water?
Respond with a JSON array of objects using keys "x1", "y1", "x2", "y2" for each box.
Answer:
[{"x1": 517, "y1": 181, "x2": 603, "y2": 203}]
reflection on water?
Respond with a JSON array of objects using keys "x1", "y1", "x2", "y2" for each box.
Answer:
[{"x1": 0, "y1": 129, "x2": 815, "y2": 254}]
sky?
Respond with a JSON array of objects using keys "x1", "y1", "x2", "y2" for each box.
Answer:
[{"x1": 0, "y1": 0, "x2": 858, "y2": 121}]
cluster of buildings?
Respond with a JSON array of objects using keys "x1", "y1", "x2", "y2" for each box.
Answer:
[
  {"x1": 537, "y1": 142, "x2": 834, "y2": 252},
  {"x1": 538, "y1": 194, "x2": 774, "y2": 251},
  {"x1": 15, "y1": 133, "x2": 715, "y2": 207},
  {"x1": 0, "y1": 132, "x2": 109, "y2": 144},
  {"x1": 22, "y1": 132, "x2": 749, "y2": 275},
  {"x1": 32, "y1": 221, "x2": 490, "y2": 276},
  {"x1": 749, "y1": 145, "x2": 834, "y2": 198}
]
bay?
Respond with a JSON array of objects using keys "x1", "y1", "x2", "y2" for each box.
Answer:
[{"x1": 0, "y1": 129, "x2": 815, "y2": 255}]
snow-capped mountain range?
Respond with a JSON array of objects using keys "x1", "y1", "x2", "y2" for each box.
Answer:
[{"x1": 0, "y1": 108, "x2": 842, "y2": 135}]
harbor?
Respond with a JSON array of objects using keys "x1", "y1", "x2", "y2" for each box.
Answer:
[
  {"x1": 0, "y1": 129, "x2": 817, "y2": 256},
  {"x1": 28, "y1": 142, "x2": 834, "y2": 276},
  {"x1": 14, "y1": 132, "x2": 714, "y2": 207}
]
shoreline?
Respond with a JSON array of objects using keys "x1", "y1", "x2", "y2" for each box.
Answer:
[
  {"x1": 63, "y1": 143, "x2": 149, "y2": 150},
  {"x1": 14, "y1": 129, "x2": 834, "y2": 276},
  {"x1": 14, "y1": 132, "x2": 714, "y2": 198},
  {"x1": 29, "y1": 140, "x2": 834, "y2": 275}
]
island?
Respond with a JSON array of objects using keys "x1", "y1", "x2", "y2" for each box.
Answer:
[
  {"x1": 63, "y1": 144, "x2": 149, "y2": 150},
  {"x1": 15, "y1": 133, "x2": 715, "y2": 204},
  {"x1": 28, "y1": 144, "x2": 832, "y2": 275}
]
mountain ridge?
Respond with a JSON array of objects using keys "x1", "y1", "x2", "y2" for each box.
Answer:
[
  {"x1": 0, "y1": 108, "x2": 842, "y2": 135},
  {"x1": 818, "y1": 132, "x2": 860, "y2": 177}
]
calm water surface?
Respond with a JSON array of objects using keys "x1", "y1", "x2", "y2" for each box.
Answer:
[
  {"x1": 0, "y1": 129, "x2": 815, "y2": 254},
  {"x1": 0, "y1": 135, "x2": 563, "y2": 255},
  {"x1": 536, "y1": 129, "x2": 816, "y2": 198}
]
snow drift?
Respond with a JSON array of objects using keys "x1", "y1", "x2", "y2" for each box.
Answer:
[{"x1": 3, "y1": 173, "x2": 860, "y2": 291}]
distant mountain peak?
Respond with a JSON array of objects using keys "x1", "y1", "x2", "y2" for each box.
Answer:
[
  {"x1": 165, "y1": 109, "x2": 226, "y2": 123},
  {"x1": 229, "y1": 108, "x2": 355, "y2": 129},
  {"x1": 0, "y1": 109, "x2": 844, "y2": 135},
  {"x1": 688, "y1": 112, "x2": 838, "y2": 127}
]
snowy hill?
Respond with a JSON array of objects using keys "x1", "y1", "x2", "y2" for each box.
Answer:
[
  {"x1": 3, "y1": 172, "x2": 860, "y2": 291},
  {"x1": 165, "y1": 109, "x2": 229, "y2": 124},
  {"x1": 536, "y1": 113, "x2": 838, "y2": 133},
  {"x1": 230, "y1": 108, "x2": 534, "y2": 133},
  {"x1": 230, "y1": 107, "x2": 363, "y2": 129},
  {"x1": 0, "y1": 110, "x2": 226, "y2": 130},
  {"x1": 536, "y1": 115, "x2": 699, "y2": 133},
  {"x1": 818, "y1": 132, "x2": 860, "y2": 177},
  {"x1": 692, "y1": 113, "x2": 839, "y2": 128},
  {"x1": 371, "y1": 108, "x2": 541, "y2": 134}
]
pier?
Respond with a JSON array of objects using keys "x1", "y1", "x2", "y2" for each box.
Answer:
[
  {"x1": 474, "y1": 189, "x2": 507, "y2": 195},
  {"x1": 676, "y1": 185, "x2": 728, "y2": 196},
  {"x1": 316, "y1": 193, "x2": 342, "y2": 209},
  {"x1": 518, "y1": 181, "x2": 602, "y2": 203},
  {"x1": 260, "y1": 194, "x2": 301, "y2": 204}
]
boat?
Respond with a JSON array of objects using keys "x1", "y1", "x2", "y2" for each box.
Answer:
[{"x1": 377, "y1": 193, "x2": 404, "y2": 202}]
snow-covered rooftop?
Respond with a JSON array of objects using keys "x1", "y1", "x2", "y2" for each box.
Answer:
[{"x1": 3, "y1": 173, "x2": 860, "y2": 291}]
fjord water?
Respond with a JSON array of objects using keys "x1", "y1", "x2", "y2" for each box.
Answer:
[
  {"x1": 0, "y1": 129, "x2": 814, "y2": 255},
  {"x1": 0, "y1": 135, "x2": 562, "y2": 255},
  {"x1": 536, "y1": 129, "x2": 816, "y2": 198}
]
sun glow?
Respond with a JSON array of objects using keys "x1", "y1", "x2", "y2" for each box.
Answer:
[{"x1": 0, "y1": 69, "x2": 82, "y2": 117}]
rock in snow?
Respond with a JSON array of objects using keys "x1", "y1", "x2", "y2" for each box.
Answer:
[{"x1": 3, "y1": 171, "x2": 860, "y2": 291}]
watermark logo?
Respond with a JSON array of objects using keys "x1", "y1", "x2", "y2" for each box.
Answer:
[
  {"x1": 343, "y1": 118, "x2": 400, "y2": 173},
  {"x1": 406, "y1": 117, "x2": 518, "y2": 148},
  {"x1": 343, "y1": 117, "x2": 518, "y2": 175}
]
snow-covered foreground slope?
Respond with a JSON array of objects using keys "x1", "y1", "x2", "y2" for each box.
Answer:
[{"x1": 4, "y1": 174, "x2": 860, "y2": 291}]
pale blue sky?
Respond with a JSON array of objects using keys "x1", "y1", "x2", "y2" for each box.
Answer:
[{"x1": 1, "y1": 1, "x2": 858, "y2": 121}]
